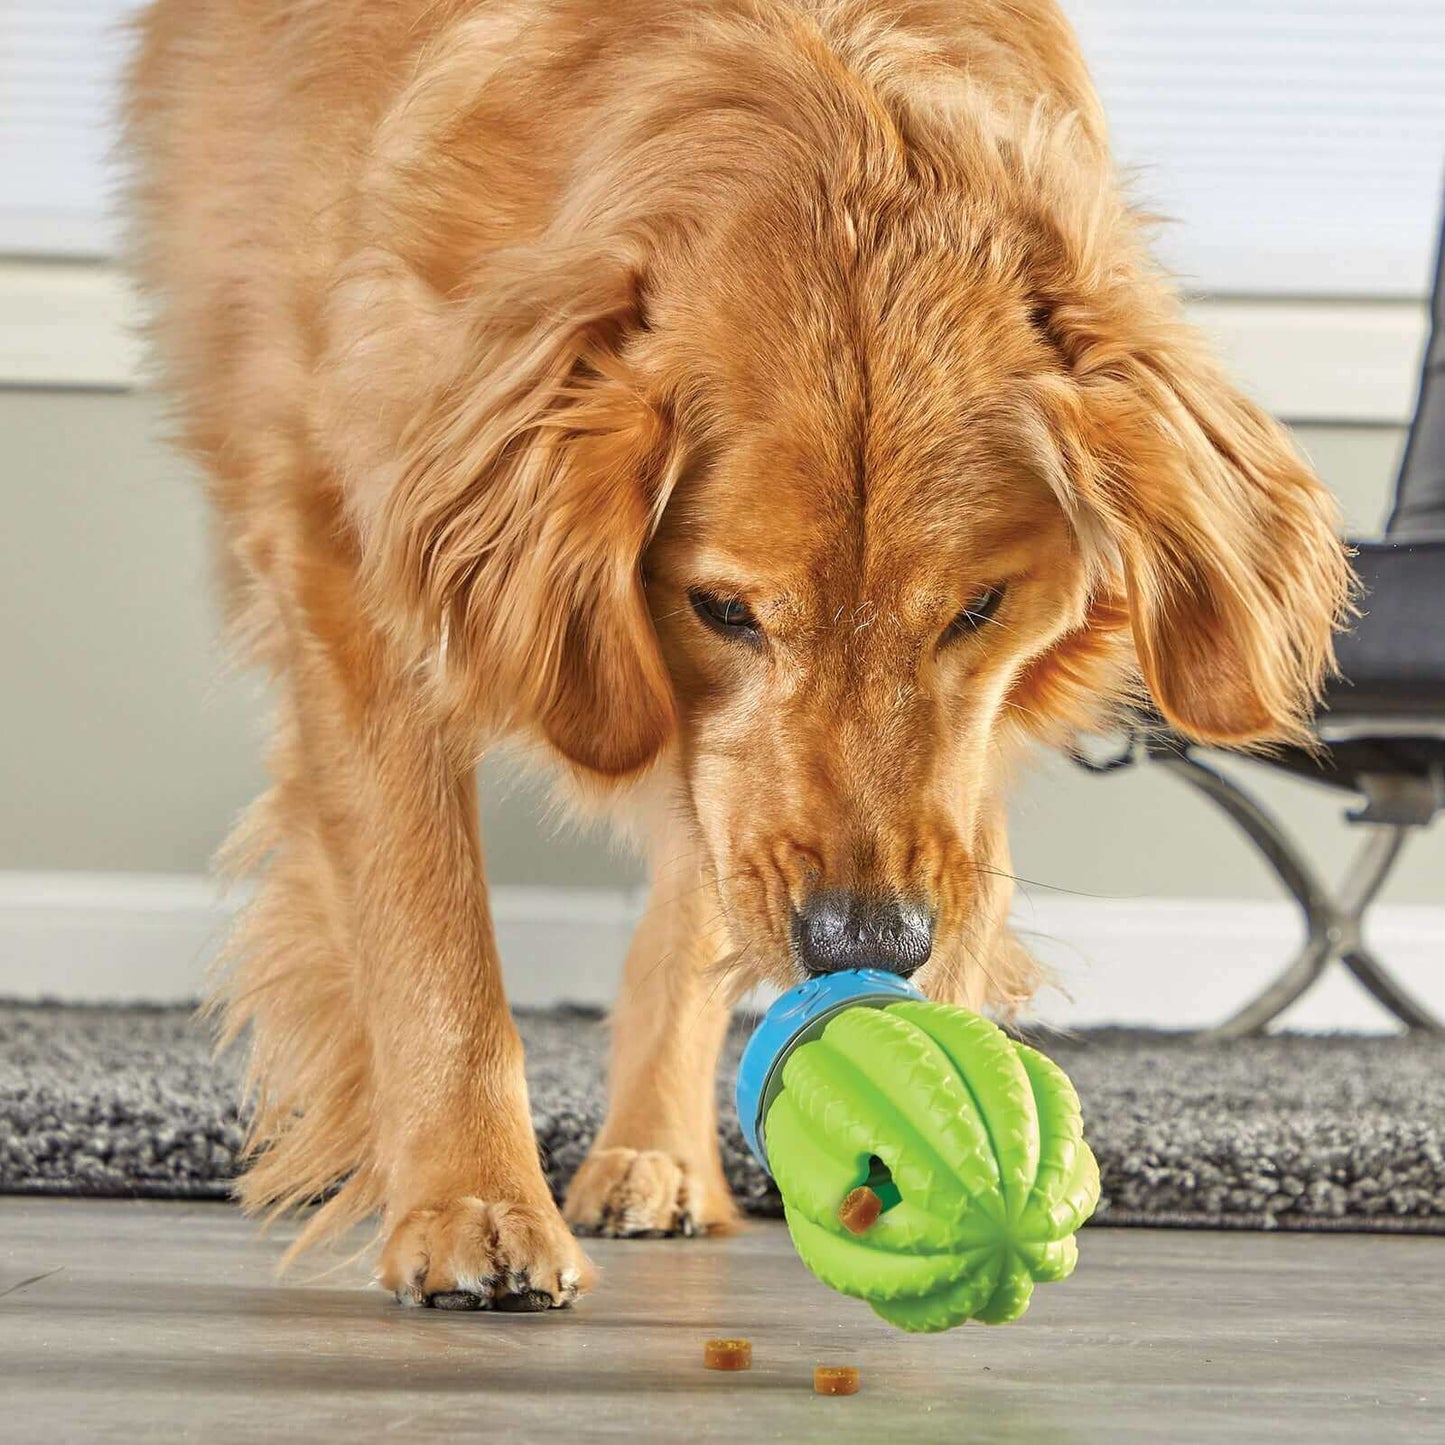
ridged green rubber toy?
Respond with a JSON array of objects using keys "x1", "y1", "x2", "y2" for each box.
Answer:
[{"x1": 734, "y1": 971, "x2": 1099, "y2": 1333}]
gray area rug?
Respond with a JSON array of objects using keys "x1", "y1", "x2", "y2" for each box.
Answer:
[{"x1": 3, "y1": 1001, "x2": 1443, "y2": 1233}]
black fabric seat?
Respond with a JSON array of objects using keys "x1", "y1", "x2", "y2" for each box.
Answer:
[
  {"x1": 1320, "y1": 195, "x2": 1445, "y2": 740},
  {"x1": 1082, "y1": 181, "x2": 1445, "y2": 1036},
  {"x1": 1328, "y1": 541, "x2": 1445, "y2": 721},
  {"x1": 1387, "y1": 197, "x2": 1445, "y2": 541},
  {"x1": 1265, "y1": 538, "x2": 1445, "y2": 796}
]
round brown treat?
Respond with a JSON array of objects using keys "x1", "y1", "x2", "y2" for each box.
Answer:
[
  {"x1": 813, "y1": 1365, "x2": 860, "y2": 1396},
  {"x1": 703, "y1": 1337, "x2": 752, "y2": 1371},
  {"x1": 837, "y1": 1185, "x2": 883, "y2": 1235}
]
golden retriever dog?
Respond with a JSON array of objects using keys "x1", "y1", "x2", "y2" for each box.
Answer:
[{"x1": 125, "y1": 0, "x2": 1351, "y2": 1309}]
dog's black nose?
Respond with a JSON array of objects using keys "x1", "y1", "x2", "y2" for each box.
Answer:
[{"x1": 791, "y1": 891, "x2": 934, "y2": 978}]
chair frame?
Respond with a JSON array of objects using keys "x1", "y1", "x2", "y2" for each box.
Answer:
[
  {"x1": 1074, "y1": 183, "x2": 1445, "y2": 1035},
  {"x1": 1078, "y1": 726, "x2": 1444, "y2": 1037}
]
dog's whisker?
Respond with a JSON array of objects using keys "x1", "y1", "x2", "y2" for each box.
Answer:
[
  {"x1": 618, "y1": 890, "x2": 741, "y2": 1009},
  {"x1": 691, "y1": 942, "x2": 759, "y2": 1035},
  {"x1": 1003, "y1": 698, "x2": 1050, "y2": 726},
  {"x1": 969, "y1": 862, "x2": 1124, "y2": 901}
]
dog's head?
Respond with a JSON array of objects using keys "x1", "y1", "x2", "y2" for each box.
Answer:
[
  {"x1": 335, "y1": 31, "x2": 1352, "y2": 1001},
  {"x1": 633, "y1": 174, "x2": 1351, "y2": 996}
]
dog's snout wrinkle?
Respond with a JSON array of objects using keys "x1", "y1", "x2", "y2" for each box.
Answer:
[
  {"x1": 769, "y1": 839, "x2": 824, "y2": 901},
  {"x1": 791, "y1": 889, "x2": 934, "y2": 977}
]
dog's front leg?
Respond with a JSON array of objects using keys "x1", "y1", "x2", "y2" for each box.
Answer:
[
  {"x1": 564, "y1": 844, "x2": 742, "y2": 1238},
  {"x1": 247, "y1": 512, "x2": 593, "y2": 1309},
  {"x1": 362, "y1": 746, "x2": 594, "y2": 1308}
]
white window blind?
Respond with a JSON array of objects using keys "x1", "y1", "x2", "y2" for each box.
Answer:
[
  {"x1": 0, "y1": 0, "x2": 141, "y2": 257},
  {"x1": 2, "y1": 1, "x2": 1444, "y2": 294},
  {"x1": 1062, "y1": 1, "x2": 1445, "y2": 296}
]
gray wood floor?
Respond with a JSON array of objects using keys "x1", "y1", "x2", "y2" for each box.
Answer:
[{"x1": 1, "y1": 1198, "x2": 1439, "y2": 1443}]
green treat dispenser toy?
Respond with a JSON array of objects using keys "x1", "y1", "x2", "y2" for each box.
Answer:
[{"x1": 734, "y1": 969, "x2": 1099, "y2": 1333}]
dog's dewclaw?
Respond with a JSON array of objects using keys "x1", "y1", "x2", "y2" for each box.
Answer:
[
  {"x1": 703, "y1": 1338, "x2": 753, "y2": 1370},
  {"x1": 813, "y1": 1364, "x2": 860, "y2": 1396},
  {"x1": 838, "y1": 1185, "x2": 883, "y2": 1235}
]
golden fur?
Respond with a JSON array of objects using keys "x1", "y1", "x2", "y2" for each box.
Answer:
[{"x1": 125, "y1": 0, "x2": 1351, "y2": 1302}]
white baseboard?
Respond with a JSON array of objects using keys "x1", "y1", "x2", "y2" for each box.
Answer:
[
  {"x1": 1018, "y1": 895, "x2": 1445, "y2": 1034},
  {"x1": 1, "y1": 871, "x2": 1441, "y2": 1032},
  {"x1": 0, "y1": 873, "x2": 647, "y2": 1012}
]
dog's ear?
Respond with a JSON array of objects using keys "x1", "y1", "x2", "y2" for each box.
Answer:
[
  {"x1": 311, "y1": 17, "x2": 686, "y2": 777},
  {"x1": 321, "y1": 6, "x2": 907, "y2": 774},
  {"x1": 321, "y1": 250, "x2": 677, "y2": 777},
  {"x1": 411, "y1": 304, "x2": 675, "y2": 777},
  {"x1": 501, "y1": 358, "x2": 679, "y2": 776},
  {"x1": 1037, "y1": 291, "x2": 1353, "y2": 746}
]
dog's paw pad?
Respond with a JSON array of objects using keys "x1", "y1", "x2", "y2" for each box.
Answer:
[
  {"x1": 428, "y1": 1290, "x2": 488, "y2": 1311},
  {"x1": 493, "y1": 1288, "x2": 556, "y2": 1313},
  {"x1": 379, "y1": 1197, "x2": 594, "y2": 1311}
]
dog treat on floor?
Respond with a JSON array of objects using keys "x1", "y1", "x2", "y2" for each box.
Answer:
[
  {"x1": 813, "y1": 1365, "x2": 860, "y2": 1396},
  {"x1": 837, "y1": 1185, "x2": 883, "y2": 1235},
  {"x1": 703, "y1": 1338, "x2": 752, "y2": 1370}
]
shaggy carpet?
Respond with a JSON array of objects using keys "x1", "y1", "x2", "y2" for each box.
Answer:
[{"x1": 2, "y1": 1001, "x2": 1443, "y2": 1232}]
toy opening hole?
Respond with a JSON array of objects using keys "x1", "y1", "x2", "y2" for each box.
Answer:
[{"x1": 862, "y1": 1156, "x2": 902, "y2": 1213}]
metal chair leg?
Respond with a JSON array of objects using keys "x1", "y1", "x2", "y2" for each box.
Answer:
[
  {"x1": 1332, "y1": 824, "x2": 1441, "y2": 1029},
  {"x1": 1150, "y1": 749, "x2": 1440, "y2": 1036},
  {"x1": 1207, "y1": 933, "x2": 1335, "y2": 1041},
  {"x1": 1333, "y1": 822, "x2": 1410, "y2": 917},
  {"x1": 1341, "y1": 944, "x2": 1443, "y2": 1032}
]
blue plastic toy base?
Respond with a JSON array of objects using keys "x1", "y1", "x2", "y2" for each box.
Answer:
[{"x1": 735, "y1": 969, "x2": 924, "y2": 1172}]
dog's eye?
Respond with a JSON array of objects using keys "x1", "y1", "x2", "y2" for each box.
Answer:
[
  {"x1": 689, "y1": 588, "x2": 762, "y2": 643},
  {"x1": 941, "y1": 584, "x2": 1007, "y2": 644}
]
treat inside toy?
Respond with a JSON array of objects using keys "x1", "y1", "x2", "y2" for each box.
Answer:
[
  {"x1": 837, "y1": 1185, "x2": 882, "y2": 1235},
  {"x1": 837, "y1": 1158, "x2": 901, "y2": 1235}
]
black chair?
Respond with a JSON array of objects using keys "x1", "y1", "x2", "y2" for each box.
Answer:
[{"x1": 1081, "y1": 199, "x2": 1445, "y2": 1037}]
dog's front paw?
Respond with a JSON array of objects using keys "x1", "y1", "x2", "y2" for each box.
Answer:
[
  {"x1": 563, "y1": 1148, "x2": 740, "y2": 1238},
  {"x1": 379, "y1": 1197, "x2": 595, "y2": 1310}
]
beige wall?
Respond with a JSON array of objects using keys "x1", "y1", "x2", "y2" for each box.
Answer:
[{"x1": 1, "y1": 389, "x2": 1440, "y2": 904}]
